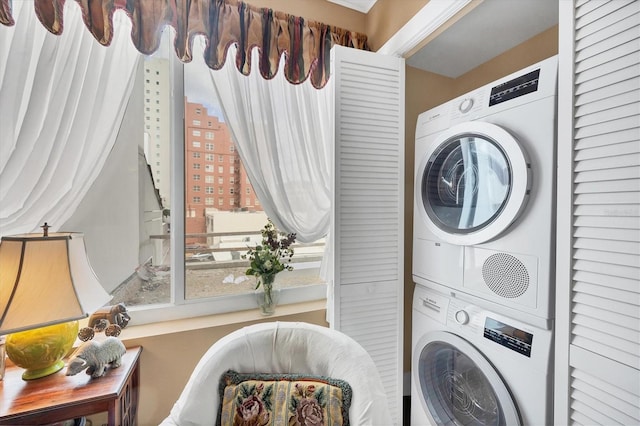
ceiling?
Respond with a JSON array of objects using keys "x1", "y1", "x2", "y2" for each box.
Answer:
[
  {"x1": 327, "y1": 0, "x2": 378, "y2": 14},
  {"x1": 329, "y1": 0, "x2": 558, "y2": 78},
  {"x1": 406, "y1": 0, "x2": 558, "y2": 77}
]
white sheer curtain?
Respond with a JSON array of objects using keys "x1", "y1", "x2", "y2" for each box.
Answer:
[
  {"x1": 208, "y1": 44, "x2": 332, "y2": 243},
  {"x1": 0, "y1": 2, "x2": 139, "y2": 236}
]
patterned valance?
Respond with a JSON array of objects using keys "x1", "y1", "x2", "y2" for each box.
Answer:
[{"x1": 0, "y1": 0, "x2": 369, "y2": 88}]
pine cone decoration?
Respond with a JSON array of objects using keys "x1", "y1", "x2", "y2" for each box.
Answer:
[
  {"x1": 77, "y1": 327, "x2": 95, "y2": 342},
  {"x1": 105, "y1": 324, "x2": 122, "y2": 337}
]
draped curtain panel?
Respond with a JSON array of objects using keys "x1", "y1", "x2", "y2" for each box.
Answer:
[
  {"x1": 209, "y1": 43, "x2": 332, "y2": 243},
  {"x1": 0, "y1": 2, "x2": 139, "y2": 236},
  {"x1": 0, "y1": 0, "x2": 369, "y2": 89}
]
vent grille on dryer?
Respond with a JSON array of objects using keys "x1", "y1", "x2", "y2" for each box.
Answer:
[{"x1": 482, "y1": 253, "x2": 529, "y2": 298}]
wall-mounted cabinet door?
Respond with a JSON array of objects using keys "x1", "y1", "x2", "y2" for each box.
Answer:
[{"x1": 556, "y1": 1, "x2": 640, "y2": 424}]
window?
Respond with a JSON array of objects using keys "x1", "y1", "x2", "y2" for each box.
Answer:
[
  {"x1": 230, "y1": 145, "x2": 235, "y2": 152},
  {"x1": 87, "y1": 32, "x2": 325, "y2": 325}
]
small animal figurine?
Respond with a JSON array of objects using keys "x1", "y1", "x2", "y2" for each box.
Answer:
[
  {"x1": 66, "y1": 337, "x2": 127, "y2": 378},
  {"x1": 78, "y1": 303, "x2": 131, "y2": 341}
]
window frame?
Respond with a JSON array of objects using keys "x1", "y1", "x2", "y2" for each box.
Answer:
[{"x1": 128, "y1": 46, "x2": 325, "y2": 326}]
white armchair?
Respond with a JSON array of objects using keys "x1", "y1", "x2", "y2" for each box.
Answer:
[{"x1": 160, "y1": 321, "x2": 392, "y2": 425}]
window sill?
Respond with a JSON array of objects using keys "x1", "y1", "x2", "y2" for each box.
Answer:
[{"x1": 114, "y1": 299, "x2": 327, "y2": 341}]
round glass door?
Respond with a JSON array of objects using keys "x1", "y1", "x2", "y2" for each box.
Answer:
[
  {"x1": 422, "y1": 134, "x2": 510, "y2": 233},
  {"x1": 416, "y1": 332, "x2": 521, "y2": 426},
  {"x1": 415, "y1": 121, "x2": 530, "y2": 245}
]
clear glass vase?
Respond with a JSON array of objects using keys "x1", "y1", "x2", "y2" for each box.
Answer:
[{"x1": 256, "y1": 274, "x2": 279, "y2": 316}]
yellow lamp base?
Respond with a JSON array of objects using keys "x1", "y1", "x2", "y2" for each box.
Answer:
[{"x1": 5, "y1": 321, "x2": 79, "y2": 380}]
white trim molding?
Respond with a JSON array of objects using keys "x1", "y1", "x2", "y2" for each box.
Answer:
[{"x1": 377, "y1": 0, "x2": 473, "y2": 57}]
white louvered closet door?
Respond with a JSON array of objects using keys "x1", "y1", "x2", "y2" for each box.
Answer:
[
  {"x1": 556, "y1": 1, "x2": 640, "y2": 424},
  {"x1": 329, "y1": 45, "x2": 405, "y2": 425}
]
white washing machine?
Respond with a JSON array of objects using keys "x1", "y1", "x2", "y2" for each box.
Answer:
[
  {"x1": 411, "y1": 284, "x2": 553, "y2": 426},
  {"x1": 413, "y1": 56, "x2": 558, "y2": 326}
]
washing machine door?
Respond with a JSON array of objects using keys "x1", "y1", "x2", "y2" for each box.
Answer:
[
  {"x1": 414, "y1": 331, "x2": 521, "y2": 426},
  {"x1": 416, "y1": 121, "x2": 530, "y2": 245}
]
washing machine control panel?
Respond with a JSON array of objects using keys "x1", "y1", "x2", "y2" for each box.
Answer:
[{"x1": 446, "y1": 298, "x2": 534, "y2": 358}]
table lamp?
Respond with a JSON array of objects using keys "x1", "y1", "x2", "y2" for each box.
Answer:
[{"x1": 0, "y1": 225, "x2": 112, "y2": 380}]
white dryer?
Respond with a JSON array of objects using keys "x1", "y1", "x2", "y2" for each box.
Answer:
[
  {"x1": 413, "y1": 56, "x2": 558, "y2": 325},
  {"x1": 411, "y1": 284, "x2": 553, "y2": 426}
]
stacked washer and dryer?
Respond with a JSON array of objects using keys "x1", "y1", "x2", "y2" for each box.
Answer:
[{"x1": 411, "y1": 56, "x2": 558, "y2": 426}]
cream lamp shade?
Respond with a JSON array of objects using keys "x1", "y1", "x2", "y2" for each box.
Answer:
[{"x1": 0, "y1": 232, "x2": 112, "y2": 335}]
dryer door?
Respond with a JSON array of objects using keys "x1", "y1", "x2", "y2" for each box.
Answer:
[
  {"x1": 414, "y1": 331, "x2": 521, "y2": 426},
  {"x1": 415, "y1": 121, "x2": 530, "y2": 245}
]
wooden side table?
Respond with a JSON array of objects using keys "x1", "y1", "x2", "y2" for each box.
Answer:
[{"x1": 0, "y1": 346, "x2": 142, "y2": 426}]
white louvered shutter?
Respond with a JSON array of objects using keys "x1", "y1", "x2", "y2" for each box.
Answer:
[
  {"x1": 328, "y1": 45, "x2": 405, "y2": 425},
  {"x1": 557, "y1": 0, "x2": 640, "y2": 424}
]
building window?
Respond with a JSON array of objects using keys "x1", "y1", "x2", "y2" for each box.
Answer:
[
  {"x1": 193, "y1": 174, "x2": 200, "y2": 181},
  {"x1": 205, "y1": 175, "x2": 214, "y2": 183},
  {"x1": 193, "y1": 163, "x2": 201, "y2": 169},
  {"x1": 193, "y1": 120, "x2": 201, "y2": 126},
  {"x1": 218, "y1": 155, "x2": 224, "y2": 162},
  {"x1": 193, "y1": 152, "x2": 200, "y2": 158},
  {"x1": 192, "y1": 141, "x2": 201, "y2": 148},
  {"x1": 205, "y1": 131, "x2": 214, "y2": 140},
  {"x1": 205, "y1": 187, "x2": 214, "y2": 194},
  {"x1": 192, "y1": 130, "x2": 201, "y2": 136},
  {"x1": 205, "y1": 143, "x2": 214, "y2": 150},
  {"x1": 192, "y1": 197, "x2": 201, "y2": 203},
  {"x1": 218, "y1": 166, "x2": 224, "y2": 174},
  {"x1": 230, "y1": 145, "x2": 235, "y2": 152},
  {"x1": 205, "y1": 164, "x2": 214, "y2": 173},
  {"x1": 205, "y1": 198, "x2": 214, "y2": 205},
  {"x1": 218, "y1": 187, "x2": 224, "y2": 194},
  {"x1": 218, "y1": 177, "x2": 224, "y2": 184},
  {"x1": 229, "y1": 188, "x2": 234, "y2": 194},
  {"x1": 205, "y1": 154, "x2": 214, "y2": 161}
]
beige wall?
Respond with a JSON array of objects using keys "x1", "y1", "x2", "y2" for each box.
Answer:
[{"x1": 366, "y1": 0, "x2": 429, "y2": 50}]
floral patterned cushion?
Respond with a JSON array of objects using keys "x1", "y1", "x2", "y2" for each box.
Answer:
[{"x1": 217, "y1": 370, "x2": 353, "y2": 426}]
